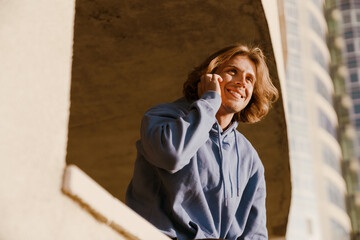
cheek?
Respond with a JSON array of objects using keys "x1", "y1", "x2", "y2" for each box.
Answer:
[
  {"x1": 219, "y1": 81, "x2": 227, "y2": 92},
  {"x1": 219, "y1": 76, "x2": 231, "y2": 88},
  {"x1": 247, "y1": 90, "x2": 255, "y2": 104},
  {"x1": 247, "y1": 85, "x2": 255, "y2": 95}
]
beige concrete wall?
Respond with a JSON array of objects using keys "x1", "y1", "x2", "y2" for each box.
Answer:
[{"x1": 0, "y1": 1, "x2": 124, "y2": 239}]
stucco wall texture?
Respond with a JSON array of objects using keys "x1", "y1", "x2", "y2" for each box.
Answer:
[{"x1": 67, "y1": 0, "x2": 290, "y2": 238}]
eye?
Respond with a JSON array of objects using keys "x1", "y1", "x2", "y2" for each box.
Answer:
[
  {"x1": 227, "y1": 69, "x2": 237, "y2": 75},
  {"x1": 246, "y1": 76, "x2": 254, "y2": 82}
]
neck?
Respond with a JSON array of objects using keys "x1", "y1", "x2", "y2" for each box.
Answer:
[{"x1": 215, "y1": 112, "x2": 234, "y2": 130}]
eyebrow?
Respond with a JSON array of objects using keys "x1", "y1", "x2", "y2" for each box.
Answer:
[{"x1": 224, "y1": 65, "x2": 256, "y2": 79}]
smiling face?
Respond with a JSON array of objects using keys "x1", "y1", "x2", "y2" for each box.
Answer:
[{"x1": 215, "y1": 55, "x2": 256, "y2": 120}]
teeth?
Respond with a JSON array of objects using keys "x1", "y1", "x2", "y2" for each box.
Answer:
[{"x1": 229, "y1": 90, "x2": 243, "y2": 99}]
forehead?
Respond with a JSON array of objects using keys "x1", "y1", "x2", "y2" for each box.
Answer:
[{"x1": 223, "y1": 55, "x2": 256, "y2": 73}]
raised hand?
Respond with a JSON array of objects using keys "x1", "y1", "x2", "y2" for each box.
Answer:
[{"x1": 197, "y1": 74, "x2": 223, "y2": 98}]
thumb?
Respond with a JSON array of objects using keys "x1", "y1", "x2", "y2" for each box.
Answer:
[{"x1": 214, "y1": 74, "x2": 223, "y2": 82}]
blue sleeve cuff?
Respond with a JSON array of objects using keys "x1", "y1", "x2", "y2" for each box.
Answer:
[{"x1": 200, "y1": 91, "x2": 222, "y2": 111}]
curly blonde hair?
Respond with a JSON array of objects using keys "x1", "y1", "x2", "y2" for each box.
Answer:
[{"x1": 183, "y1": 43, "x2": 278, "y2": 123}]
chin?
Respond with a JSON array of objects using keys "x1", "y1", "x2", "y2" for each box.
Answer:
[
  {"x1": 224, "y1": 105, "x2": 245, "y2": 114},
  {"x1": 221, "y1": 99, "x2": 249, "y2": 113}
]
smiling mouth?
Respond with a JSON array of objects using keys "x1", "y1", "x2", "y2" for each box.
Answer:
[{"x1": 227, "y1": 89, "x2": 245, "y2": 99}]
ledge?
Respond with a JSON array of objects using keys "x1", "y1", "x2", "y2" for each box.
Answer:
[{"x1": 62, "y1": 164, "x2": 169, "y2": 240}]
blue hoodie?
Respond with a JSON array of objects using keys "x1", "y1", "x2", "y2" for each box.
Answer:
[{"x1": 126, "y1": 91, "x2": 267, "y2": 240}]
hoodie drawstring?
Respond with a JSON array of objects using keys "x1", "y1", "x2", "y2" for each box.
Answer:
[
  {"x1": 234, "y1": 130, "x2": 240, "y2": 197},
  {"x1": 216, "y1": 124, "x2": 228, "y2": 206}
]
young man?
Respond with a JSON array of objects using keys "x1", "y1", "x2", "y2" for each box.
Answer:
[{"x1": 126, "y1": 44, "x2": 279, "y2": 239}]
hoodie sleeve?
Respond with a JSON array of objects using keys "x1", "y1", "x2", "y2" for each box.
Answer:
[
  {"x1": 139, "y1": 91, "x2": 221, "y2": 173},
  {"x1": 238, "y1": 155, "x2": 268, "y2": 240}
]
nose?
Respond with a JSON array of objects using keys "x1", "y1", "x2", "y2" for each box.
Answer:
[{"x1": 234, "y1": 73, "x2": 246, "y2": 87}]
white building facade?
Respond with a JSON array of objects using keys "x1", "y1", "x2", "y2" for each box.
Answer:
[{"x1": 284, "y1": 0, "x2": 351, "y2": 239}]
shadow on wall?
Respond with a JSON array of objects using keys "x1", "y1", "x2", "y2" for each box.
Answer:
[{"x1": 66, "y1": 0, "x2": 290, "y2": 238}]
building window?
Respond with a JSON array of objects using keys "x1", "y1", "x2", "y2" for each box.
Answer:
[
  {"x1": 316, "y1": 77, "x2": 333, "y2": 104},
  {"x1": 286, "y1": 20, "x2": 299, "y2": 35},
  {"x1": 356, "y1": 119, "x2": 360, "y2": 128},
  {"x1": 341, "y1": 1, "x2": 351, "y2": 10},
  {"x1": 354, "y1": 104, "x2": 360, "y2": 114},
  {"x1": 330, "y1": 219, "x2": 350, "y2": 240},
  {"x1": 345, "y1": 30, "x2": 353, "y2": 39},
  {"x1": 327, "y1": 181, "x2": 346, "y2": 210},
  {"x1": 318, "y1": 109, "x2": 337, "y2": 138},
  {"x1": 312, "y1": 43, "x2": 328, "y2": 70},
  {"x1": 288, "y1": 54, "x2": 302, "y2": 67},
  {"x1": 312, "y1": 0, "x2": 323, "y2": 9},
  {"x1": 309, "y1": 12, "x2": 325, "y2": 39},
  {"x1": 343, "y1": 13, "x2": 351, "y2": 23},
  {"x1": 352, "y1": 90, "x2": 360, "y2": 99},
  {"x1": 347, "y1": 43, "x2": 354, "y2": 52},
  {"x1": 287, "y1": 36, "x2": 302, "y2": 52},
  {"x1": 350, "y1": 73, "x2": 358, "y2": 82},
  {"x1": 322, "y1": 144, "x2": 341, "y2": 173},
  {"x1": 285, "y1": 2, "x2": 298, "y2": 20},
  {"x1": 286, "y1": 65, "x2": 303, "y2": 84},
  {"x1": 355, "y1": 1, "x2": 360, "y2": 8},
  {"x1": 347, "y1": 57, "x2": 357, "y2": 68}
]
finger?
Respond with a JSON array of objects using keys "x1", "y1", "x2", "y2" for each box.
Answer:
[
  {"x1": 213, "y1": 74, "x2": 223, "y2": 82},
  {"x1": 211, "y1": 74, "x2": 222, "y2": 96}
]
